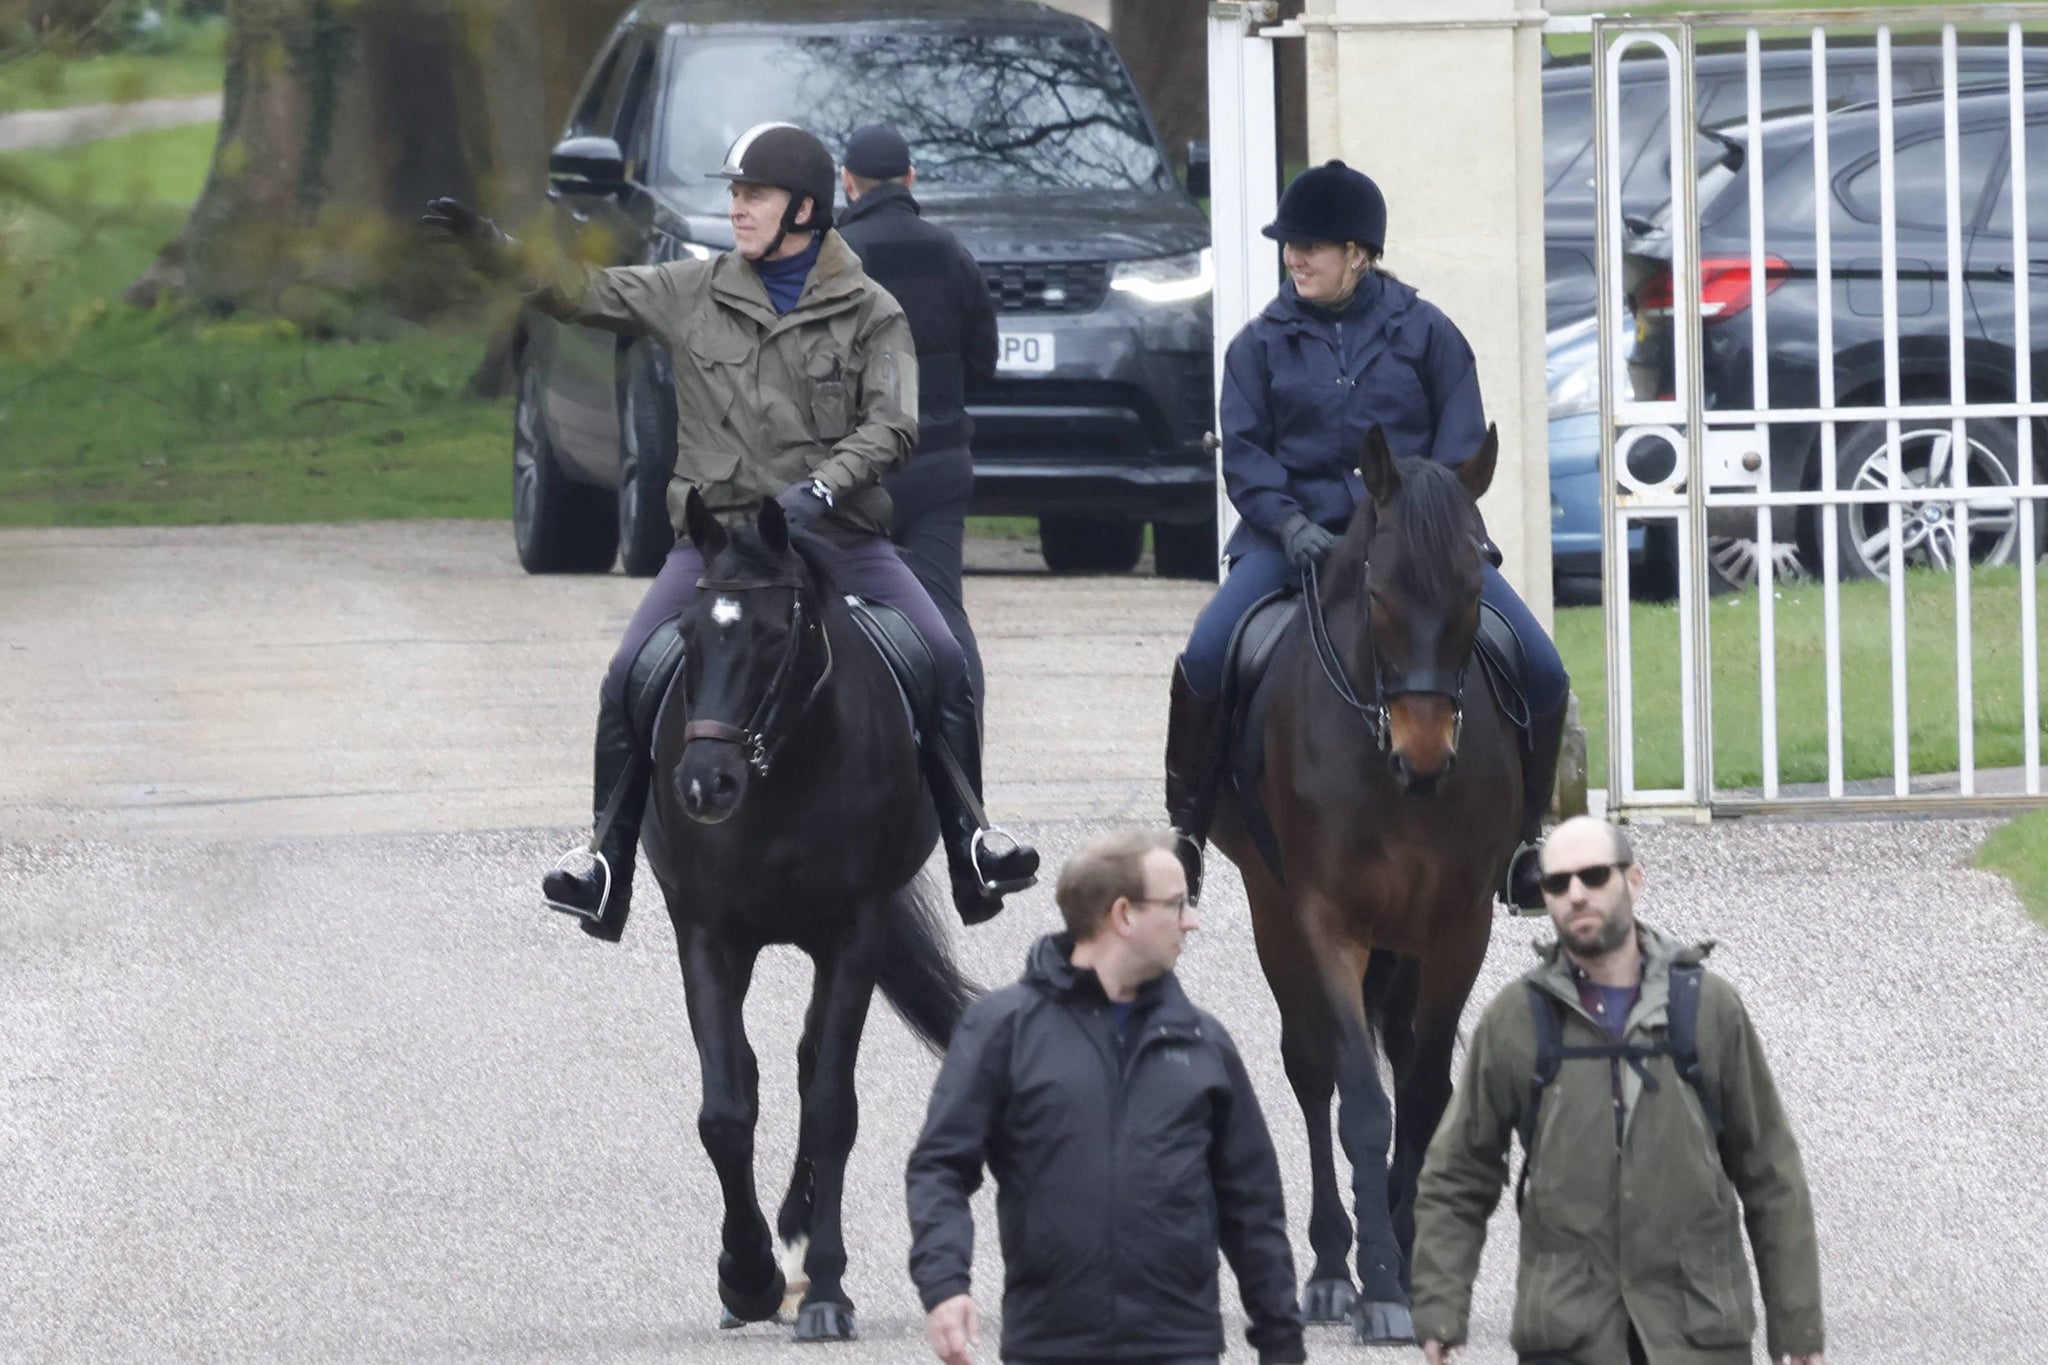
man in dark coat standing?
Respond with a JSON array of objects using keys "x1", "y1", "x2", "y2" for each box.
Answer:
[
  {"x1": 835, "y1": 122, "x2": 999, "y2": 712},
  {"x1": 905, "y1": 829, "x2": 1306, "y2": 1365}
]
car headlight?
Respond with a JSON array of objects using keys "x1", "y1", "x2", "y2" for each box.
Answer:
[
  {"x1": 1547, "y1": 352, "x2": 1598, "y2": 420},
  {"x1": 1110, "y1": 248, "x2": 1212, "y2": 304},
  {"x1": 653, "y1": 230, "x2": 714, "y2": 263}
]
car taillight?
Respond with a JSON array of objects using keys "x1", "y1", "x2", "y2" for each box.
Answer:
[{"x1": 1631, "y1": 256, "x2": 1790, "y2": 321}]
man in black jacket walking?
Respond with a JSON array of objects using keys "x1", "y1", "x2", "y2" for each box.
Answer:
[
  {"x1": 906, "y1": 829, "x2": 1306, "y2": 1365},
  {"x1": 835, "y1": 123, "x2": 998, "y2": 711}
]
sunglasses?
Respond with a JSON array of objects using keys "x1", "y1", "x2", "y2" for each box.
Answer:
[{"x1": 1538, "y1": 861, "x2": 1631, "y2": 897}]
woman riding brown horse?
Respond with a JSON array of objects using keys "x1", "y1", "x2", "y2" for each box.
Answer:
[{"x1": 1213, "y1": 427, "x2": 1524, "y2": 1345}]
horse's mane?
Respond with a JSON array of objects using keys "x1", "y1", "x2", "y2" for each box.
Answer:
[
  {"x1": 1381, "y1": 457, "x2": 1480, "y2": 605},
  {"x1": 715, "y1": 524, "x2": 844, "y2": 604}
]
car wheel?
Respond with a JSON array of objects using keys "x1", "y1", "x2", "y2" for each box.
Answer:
[
  {"x1": 1641, "y1": 522, "x2": 1802, "y2": 599},
  {"x1": 617, "y1": 343, "x2": 678, "y2": 578},
  {"x1": 1828, "y1": 418, "x2": 2025, "y2": 582},
  {"x1": 1038, "y1": 515, "x2": 1144, "y2": 575},
  {"x1": 512, "y1": 351, "x2": 618, "y2": 575},
  {"x1": 1152, "y1": 516, "x2": 1219, "y2": 579},
  {"x1": 1704, "y1": 532, "x2": 1805, "y2": 592}
]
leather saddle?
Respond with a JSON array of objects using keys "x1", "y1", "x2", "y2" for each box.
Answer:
[
  {"x1": 1219, "y1": 586, "x2": 1533, "y2": 882},
  {"x1": 622, "y1": 598, "x2": 939, "y2": 749}
]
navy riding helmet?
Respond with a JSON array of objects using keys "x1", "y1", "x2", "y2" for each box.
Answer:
[{"x1": 1262, "y1": 160, "x2": 1387, "y2": 253}]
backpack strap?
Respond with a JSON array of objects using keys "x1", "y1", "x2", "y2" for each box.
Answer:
[
  {"x1": 1665, "y1": 962, "x2": 1724, "y2": 1141},
  {"x1": 1515, "y1": 982, "x2": 1566, "y2": 1212}
]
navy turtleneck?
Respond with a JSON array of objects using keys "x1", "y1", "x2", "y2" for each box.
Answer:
[{"x1": 751, "y1": 233, "x2": 823, "y2": 315}]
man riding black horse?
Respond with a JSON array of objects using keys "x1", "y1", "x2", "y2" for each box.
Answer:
[{"x1": 423, "y1": 122, "x2": 1037, "y2": 934}]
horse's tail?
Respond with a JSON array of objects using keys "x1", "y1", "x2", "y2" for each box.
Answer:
[{"x1": 877, "y1": 876, "x2": 980, "y2": 1053}]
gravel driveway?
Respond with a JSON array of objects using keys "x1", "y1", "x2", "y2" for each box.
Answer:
[{"x1": 2, "y1": 522, "x2": 2043, "y2": 1362}]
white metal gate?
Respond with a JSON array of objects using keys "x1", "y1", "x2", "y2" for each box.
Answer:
[{"x1": 1590, "y1": 6, "x2": 2048, "y2": 815}]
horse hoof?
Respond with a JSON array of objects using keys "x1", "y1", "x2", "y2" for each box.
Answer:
[
  {"x1": 792, "y1": 1300, "x2": 857, "y2": 1342},
  {"x1": 1350, "y1": 1300, "x2": 1416, "y2": 1345},
  {"x1": 1300, "y1": 1276, "x2": 1358, "y2": 1324},
  {"x1": 717, "y1": 1260, "x2": 787, "y2": 1326}
]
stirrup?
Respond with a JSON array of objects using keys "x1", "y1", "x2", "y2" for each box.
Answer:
[
  {"x1": 1501, "y1": 840, "x2": 1545, "y2": 915},
  {"x1": 543, "y1": 845, "x2": 612, "y2": 923},
  {"x1": 969, "y1": 827, "x2": 1036, "y2": 896},
  {"x1": 1173, "y1": 829, "x2": 1206, "y2": 905}
]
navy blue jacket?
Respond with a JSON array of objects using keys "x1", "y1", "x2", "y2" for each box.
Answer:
[
  {"x1": 1219, "y1": 272, "x2": 1487, "y2": 558},
  {"x1": 906, "y1": 934, "x2": 1305, "y2": 1365}
]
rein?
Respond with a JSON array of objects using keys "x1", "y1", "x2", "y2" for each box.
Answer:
[
  {"x1": 682, "y1": 571, "x2": 836, "y2": 777},
  {"x1": 1302, "y1": 555, "x2": 1468, "y2": 755}
]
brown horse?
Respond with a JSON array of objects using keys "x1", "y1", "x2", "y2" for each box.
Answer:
[{"x1": 1212, "y1": 425, "x2": 1521, "y2": 1344}]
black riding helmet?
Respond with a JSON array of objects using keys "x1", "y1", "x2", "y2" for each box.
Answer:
[
  {"x1": 1262, "y1": 160, "x2": 1387, "y2": 254},
  {"x1": 711, "y1": 122, "x2": 837, "y2": 258}
]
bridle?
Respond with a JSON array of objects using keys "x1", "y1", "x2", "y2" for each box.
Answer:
[
  {"x1": 1302, "y1": 552, "x2": 1470, "y2": 756},
  {"x1": 680, "y1": 569, "x2": 835, "y2": 777}
]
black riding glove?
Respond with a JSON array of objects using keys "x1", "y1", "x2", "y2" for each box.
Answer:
[
  {"x1": 420, "y1": 196, "x2": 515, "y2": 278},
  {"x1": 777, "y1": 479, "x2": 832, "y2": 531},
  {"x1": 1279, "y1": 512, "x2": 1338, "y2": 578}
]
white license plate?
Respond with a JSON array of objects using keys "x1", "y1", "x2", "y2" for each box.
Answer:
[{"x1": 997, "y1": 332, "x2": 1055, "y2": 373}]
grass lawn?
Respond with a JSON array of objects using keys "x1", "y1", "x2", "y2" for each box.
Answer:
[
  {"x1": 0, "y1": 121, "x2": 514, "y2": 525},
  {"x1": 0, "y1": 22, "x2": 226, "y2": 114},
  {"x1": 1557, "y1": 567, "x2": 2048, "y2": 792},
  {"x1": 1979, "y1": 809, "x2": 2048, "y2": 928}
]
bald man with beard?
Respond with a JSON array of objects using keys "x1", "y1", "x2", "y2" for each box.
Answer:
[{"x1": 1411, "y1": 816, "x2": 1825, "y2": 1365}]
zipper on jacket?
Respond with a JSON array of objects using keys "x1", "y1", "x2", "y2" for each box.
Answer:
[{"x1": 1103, "y1": 1016, "x2": 1203, "y2": 1338}]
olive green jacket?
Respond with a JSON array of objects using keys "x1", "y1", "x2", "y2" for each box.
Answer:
[
  {"x1": 525, "y1": 230, "x2": 918, "y2": 537},
  {"x1": 1411, "y1": 923, "x2": 1824, "y2": 1364}
]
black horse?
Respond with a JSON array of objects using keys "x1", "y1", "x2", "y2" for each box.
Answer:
[
  {"x1": 1213, "y1": 427, "x2": 1522, "y2": 1343},
  {"x1": 643, "y1": 489, "x2": 974, "y2": 1341}
]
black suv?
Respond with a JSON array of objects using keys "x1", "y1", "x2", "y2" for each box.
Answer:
[
  {"x1": 1626, "y1": 80, "x2": 2048, "y2": 580},
  {"x1": 1541, "y1": 39, "x2": 2037, "y2": 330},
  {"x1": 510, "y1": 0, "x2": 1215, "y2": 578}
]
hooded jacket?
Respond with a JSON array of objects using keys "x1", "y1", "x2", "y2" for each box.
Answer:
[
  {"x1": 906, "y1": 934, "x2": 1305, "y2": 1364},
  {"x1": 1217, "y1": 271, "x2": 1488, "y2": 559},
  {"x1": 1411, "y1": 923, "x2": 1825, "y2": 1364}
]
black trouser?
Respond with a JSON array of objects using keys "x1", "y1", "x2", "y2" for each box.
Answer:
[{"x1": 886, "y1": 442, "x2": 983, "y2": 713}]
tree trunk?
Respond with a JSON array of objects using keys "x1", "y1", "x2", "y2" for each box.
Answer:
[
  {"x1": 125, "y1": 0, "x2": 630, "y2": 324},
  {"x1": 1109, "y1": 0, "x2": 1307, "y2": 177},
  {"x1": 1112, "y1": 0, "x2": 1205, "y2": 172}
]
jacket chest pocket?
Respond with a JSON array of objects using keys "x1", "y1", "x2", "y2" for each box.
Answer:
[
  {"x1": 684, "y1": 328, "x2": 753, "y2": 417},
  {"x1": 803, "y1": 346, "x2": 853, "y2": 442}
]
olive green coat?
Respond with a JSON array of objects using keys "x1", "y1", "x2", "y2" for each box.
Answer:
[
  {"x1": 1411, "y1": 923, "x2": 1825, "y2": 1364},
  {"x1": 526, "y1": 230, "x2": 918, "y2": 537}
]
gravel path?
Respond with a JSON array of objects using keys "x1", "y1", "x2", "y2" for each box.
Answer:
[
  {"x1": 0, "y1": 93, "x2": 220, "y2": 152},
  {"x1": 3, "y1": 522, "x2": 2044, "y2": 1362}
]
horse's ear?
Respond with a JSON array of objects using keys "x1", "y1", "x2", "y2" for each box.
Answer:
[
  {"x1": 1455, "y1": 425, "x2": 1499, "y2": 501},
  {"x1": 684, "y1": 486, "x2": 726, "y2": 556},
  {"x1": 1360, "y1": 424, "x2": 1401, "y2": 506},
  {"x1": 758, "y1": 493, "x2": 790, "y2": 555}
]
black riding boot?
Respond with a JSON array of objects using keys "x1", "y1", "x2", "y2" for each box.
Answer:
[
  {"x1": 542, "y1": 688, "x2": 649, "y2": 942},
  {"x1": 927, "y1": 677, "x2": 1038, "y2": 926},
  {"x1": 1164, "y1": 658, "x2": 1226, "y2": 905},
  {"x1": 1503, "y1": 694, "x2": 1570, "y2": 912}
]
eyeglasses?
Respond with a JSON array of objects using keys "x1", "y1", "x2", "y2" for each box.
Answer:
[
  {"x1": 1129, "y1": 893, "x2": 1191, "y2": 914},
  {"x1": 1537, "y1": 862, "x2": 1631, "y2": 897}
]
